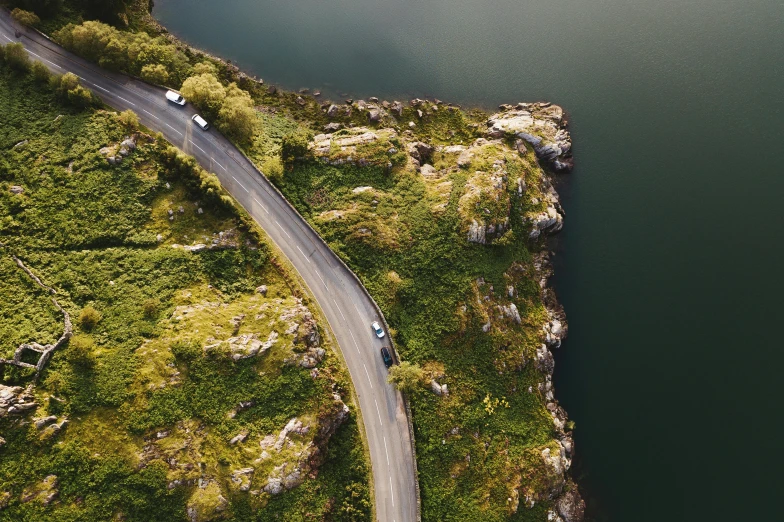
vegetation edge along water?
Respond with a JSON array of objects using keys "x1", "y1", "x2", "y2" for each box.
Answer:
[{"x1": 1, "y1": 1, "x2": 586, "y2": 521}]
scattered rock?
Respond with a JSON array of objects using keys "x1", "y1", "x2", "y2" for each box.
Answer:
[
  {"x1": 229, "y1": 432, "x2": 248, "y2": 445},
  {"x1": 13, "y1": 140, "x2": 28, "y2": 149},
  {"x1": 367, "y1": 108, "x2": 382, "y2": 123},
  {"x1": 9, "y1": 185, "x2": 24, "y2": 195},
  {"x1": 255, "y1": 285, "x2": 268, "y2": 296},
  {"x1": 295, "y1": 96, "x2": 306, "y2": 106},
  {"x1": 230, "y1": 467, "x2": 254, "y2": 492},
  {"x1": 324, "y1": 122, "x2": 342, "y2": 132}
]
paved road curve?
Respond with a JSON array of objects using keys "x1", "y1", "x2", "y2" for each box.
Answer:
[{"x1": 0, "y1": 11, "x2": 418, "y2": 522}]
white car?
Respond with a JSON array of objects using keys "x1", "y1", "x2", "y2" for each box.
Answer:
[
  {"x1": 165, "y1": 90, "x2": 186, "y2": 105},
  {"x1": 371, "y1": 321, "x2": 385, "y2": 338},
  {"x1": 192, "y1": 114, "x2": 209, "y2": 130}
]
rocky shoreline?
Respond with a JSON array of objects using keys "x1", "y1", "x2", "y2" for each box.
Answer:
[{"x1": 94, "y1": 5, "x2": 583, "y2": 518}]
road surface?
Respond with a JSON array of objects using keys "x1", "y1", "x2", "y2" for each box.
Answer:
[{"x1": 0, "y1": 10, "x2": 418, "y2": 522}]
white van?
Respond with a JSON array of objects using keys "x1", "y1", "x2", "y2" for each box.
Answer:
[
  {"x1": 192, "y1": 114, "x2": 209, "y2": 130},
  {"x1": 165, "y1": 90, "x2": 186, "y2": 105}
]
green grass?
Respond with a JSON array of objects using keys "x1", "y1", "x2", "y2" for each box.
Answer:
[
  {"x1": 1, "y1": 1, "x2": 575, "y2": 517},
  {"x1": 0, "y1": 63, "x2": 370, "y2": 521}
]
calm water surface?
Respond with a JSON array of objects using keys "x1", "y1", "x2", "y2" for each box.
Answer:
[{"x1": 154, "y1": 1, "x2": 784, "y2": 520}]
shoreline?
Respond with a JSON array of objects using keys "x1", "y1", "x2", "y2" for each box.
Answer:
[
  {"x1": 145, "y1": 6, "x2": 585, "y2": 518},
  {"x1": 20, "y1": 1, "x2": 586, "y2": 518}
]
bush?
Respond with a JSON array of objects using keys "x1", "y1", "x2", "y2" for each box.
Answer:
[
  {"x1": 142, "y1": 298, "x2": 159, "y2": 318},
  {"x1": 261, "y1": 155, "x2": 284, "y2": 182},
  {"x1": 78, "y1": 305, "x2": 102, "y2": 331},
  {"x1": 118, "y1": 109, "x2": 140, "y2": 130},
  {"x1": 11, "y1": 8, "x2": 40, "y2": 27},
  {"x1": 387, "y1": 361, "x2": 424, "y2": 393},
  {"x1": 4, "y1": 42, "x2": 31, "y2": 72},
  {"x1": 66, "y1": 84, "x2": 94, "y2": 107},
  {"x1": 140, "y1": 63, "x2": 169, "y2": 85},
  {"x1": 30, "y1": 60, "x2": 50, "y2": 82},
  {"x1": 66, "y1": 334, "x2": 96, "y2": 367},
  {"x1": 281, "y1": 133, "x2": 310, "y2": 165}
]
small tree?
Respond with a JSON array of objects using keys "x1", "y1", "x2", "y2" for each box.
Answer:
[
  {"x1": 11, "y1": 8, "x2": 41, "y2": 27},
  {"x1": 192, "y1": 61, "x2": 216, "y2": 75},
  {"x1": 180, "y1": 73, "x2": 226, "y2": 117},
  {"x1": 218, "y1": 91, "x2": 257, "y2": 143},
  {"x1": 30, "y1": 60, "x2": 50, "y2": 82},
  {"x1": 78, "y1": 305, "x2": 102, "y2": 331},
  {"x1": 140, "y1": 63, "x2": 169, "y2": 85},
  {"x1": 387, "y1": 361, "x2": 424, "y2": 393},
  {"x1": 4, "y1": 43, "x2": 31, "y2": 72},
  {"x1": 118, "y1": 109, "x2": 139, "y2": 130}
]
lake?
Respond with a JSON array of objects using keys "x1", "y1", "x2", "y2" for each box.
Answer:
[{"x1": 153, "y1": 0, "x2": 784, "y2": 520}]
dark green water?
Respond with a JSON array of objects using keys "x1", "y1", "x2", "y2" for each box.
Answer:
[{"x1": 154, "y1": 1, "x2": 784, "y2": 520}]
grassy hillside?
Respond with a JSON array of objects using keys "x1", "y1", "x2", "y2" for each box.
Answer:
[{"x1": 0, "y1": 59, "x2": 370, "y2": 521}]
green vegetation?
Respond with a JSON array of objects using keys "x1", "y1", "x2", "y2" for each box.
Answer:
[
  {"x1": 0, "y1": 1, "x2": 578, "y2": 518},
  {"x1": 387, "y1": 361, "x2": 424, "y2": 393},
  {"x1": 0, "y1": 56, "x2": 369, "y2": 521},
  {"x1": 10, "y1": 7, "x2": 40, "y2": 26}
]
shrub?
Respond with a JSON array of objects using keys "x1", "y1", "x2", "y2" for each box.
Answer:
[
  {"x1": 281, "y1": 133, "x2": 310, "y2": 165},
  {"x1": 4, "y1": 42, "x2": 31, "y2": 72},
  {"x1": 261, "y1": 155, "x2": 284, "y2": 182},
  {"x1": 142, "y1": 298, "x2": 159, "y2": 318},
  {"x1": 118, "y1": 109, "x2": 140, "y2": 130},
  {"x1": 0, "y1": 44, "x2": 5, "y2": 64},
  {"x1": 30, "y1": 60, "x2": 50, "y2": 83},
  {"x1": 140, "y1": 63, "x2": 169, "y2": 85},
  {"x1": 66, "y1": 334, "x2": 96, "y2": 368},
  {"x1": 66, "y1": 84, "x2": 94, "y2": 107},
  {"x1": 78, "y1": 305, "x2": 102, "y2": 331},
  {"x1": 387, "y1": 361, "x2": 424, "y2": 393},
  {"x1": 11, "y1": 8, "x2": 40, "y2": 27}
]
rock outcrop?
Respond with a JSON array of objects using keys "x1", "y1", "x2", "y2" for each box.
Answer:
[{"x1": 486, "y1": 102, "x2": 573, "y2": 171}]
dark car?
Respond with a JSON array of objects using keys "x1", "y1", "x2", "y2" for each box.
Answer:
[{"x1": 380, "y1": 347, "x2": 393, "y2": 368}]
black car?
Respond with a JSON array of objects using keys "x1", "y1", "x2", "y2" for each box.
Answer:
[{"x1": 380, "y1": 347, "x2": 393, "y2": 368}]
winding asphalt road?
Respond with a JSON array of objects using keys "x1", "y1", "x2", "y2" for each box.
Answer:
[{"x1": 0, "y1": 10, "x2": 417, "y2": 522}]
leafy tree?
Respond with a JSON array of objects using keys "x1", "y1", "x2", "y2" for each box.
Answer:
[
  {"x1": 218, "y1": 84, "x2": 257, "y2": 143},
  {"x1": 30, "y1": 60, "x2": 50, "y2": 82},
  {"x1": 4, "y1": 42, "x2": 31, "y2": 71},
  {"x1": 78, "y1": 305, "x2": 102, "y2": 331},
  {"x1": 192, "y1": 61, "x2": 217, "y2": 75},
  {"x1": 140, "y1": 63, "x2": 169, "y2": 85},
  {"x1": 180, "y1": 73, "x2": 226, "y2": 117},
  {"x1": 118, "y1": 109, "x2": 140, "y2": 130},
  {"x1": 387, "y1": 361, "x2": 424, "y2": 393},
  {"x1": 11, "y1": 8, "x2": 40, "y2": 26}
]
